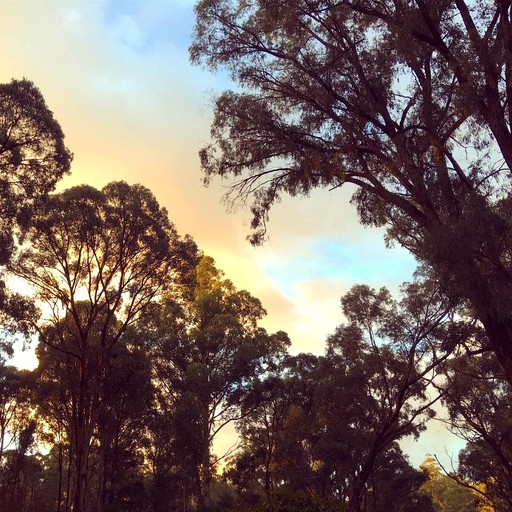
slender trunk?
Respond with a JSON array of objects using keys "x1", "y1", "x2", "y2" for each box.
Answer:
[
  {"x1": 201, "y1": 441, "x2": 212, "y2": 509},
  {"x1": 197, "y1": 400, "x2": 211, "y2": 510},
  {"x1": 73, "y1": 355, "x2": 93, "y2": 512},
  {"x1": 479, "y1": 313, "x2": 512, "y2": 386},
  {"x1": 73, "y1": 373, "x2": 86, "y2": 512},
  {"x1": 74, "y1": 425, "x2": 90, "y2": 512},
  {"x1": 0, "y1": 424, "x2": 5, "y2": 462},
  {"x1": 195, "y1": 467, "x2": 205, "y2": 510},
  {"x1": 65, "y1": 442, "x2": 73, "y2": 512},
  {"x1": 347, "y1": 461, "x2": 376, "y2": 512},
  {"x1": 57, "y1": 442, "x2": 63, "y2": 512},
  {"x1": 264, "y1": 455, "x2": 272, "y2": 496},
  {"x1": 96, "y1": 442, "x2": 106, "y2": 512}
]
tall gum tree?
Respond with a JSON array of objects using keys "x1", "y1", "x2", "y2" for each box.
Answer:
[
  {"x1": 442, "y1": 351, "x2": 512, "y2": 509},
  {"x1": 12, "y1": 182, "x2": 198, "y2": 512},
  {"x1": 0, "y1": 79, "x2": 71, "y2": 263},
  {"x1": 190, "y1": 0, "x2": 512, "y2": 384},
  {"x1": 144, "y1": 255, "x2": 289, "y2": 509},
  {"x1": 228, "y1": 276, "x2": 466, "y2": 512},
  {"x1": 0, "y1": 79, "x2": 71, "y2": 343},
  {"x1": 35, "y1": 317, "x2": 155, "y2": 512}
]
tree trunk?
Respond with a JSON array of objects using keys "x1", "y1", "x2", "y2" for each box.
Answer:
[
  {"x1": 96, "y1": 442, "x2": 106, "y2": 512},
  {"x1": 479, "y1": 313, "x2": 512, "y2": 386},
  {"x1": 200, "y1": 440, "x2": 212, "y2": 509},
  {"x1": 57, "y1": 442, "x2": 63, "y2": 512},
  {"x1": 65, "y1": 442, "x2": 73, "y2": 512},
  {"x1": 197, "y1": 400, "x2": 211, "y2": 510},
  {"x1": 347, "y1": 458, "x2": 377, "y2": 512},
  {"x1": 73, "y1": 361, "x2": 87, "y2": 512},
  {"x1": 73, "y1": 354, "x2": 96, "y2": 512},
  {"x1": 195, "y1": 468, "x2": 205, "y2": 511},
  {"x1": 424, "y1": 219, "x2": 512, "y2": 389}
]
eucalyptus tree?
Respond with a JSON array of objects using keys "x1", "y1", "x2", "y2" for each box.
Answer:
[
  {"x1": 143, "y1": 255, "x2": 289, "y2": 510},
  {"x1": 12, "y1": 181, "x2": 197, "y2": 512},
  {"x1": 0, "y1": 78, "x2": 71, "y2": 344},
  {"x1": 0, "y1": 78, "x2": 71, "y2": 262},
  {"x1": 458, "y1": 441, "x2": 511, "y2": 512},
  {"x1": 442, "y1": 351, "x2": 512, "y2": 510},
  {"x1": 0, "y1": 366, "x2": 33, "y2": 462},
  {"x1": 0, "y1": 365, "x2": 36, "y2": 512},
  {"x1": 228, "y1": 276, "x2": 465, "y2": 512},
  {"x1": 35, "y1": 320, "x2": 155, "y2": 512},
  {"x1": 316, "y1": 278, "x2": 467, "y2": 512},
  {"x1": 419, "y1": 455, "x2": 480, "y2": 512},
  {"x1": 191, "y1": 0, "x2": 512, "y2": 384}
]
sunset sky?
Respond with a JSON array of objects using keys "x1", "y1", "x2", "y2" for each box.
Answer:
[{"x1": 2, "y1": 0, "x2": 461, "y2": 467}]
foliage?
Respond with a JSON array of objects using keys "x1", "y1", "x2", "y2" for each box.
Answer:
[
  {"x1": 419, "y1": 455, "x2": 479, "y2": 512},
  {"x1": 0, "y1": 365, "x2": 36, "y2": 512},
  {"x1": 0, "y1": 78, "x2": 71, "y2": 350},
  {"x1": 191, "y1": 0, "x2": 512, "y2": 385},
  {"x1": 138, "y1": 255, "x2": 289, "y2": 510},
  {"x1": 0, "y1": 365, "x2": 34, "y2": 462},
  {"x1": 1, "y1": 61, "x2": 510, "y2": 511},
  {"x1": 441, "y1": 351, "x2": 512, "y2": 511},
  {"x1": 0, "y1": 78, "x2": 71, "y2": 263},
  {"x1": 224, "y1": 276, "x2": 458, "y2": 512},
  {"x1": 35, "y1": 328, "x2": 155, "y2": 512},
  {"x1": 10, "y1": 182, "x2": 197, "y2": 512}
]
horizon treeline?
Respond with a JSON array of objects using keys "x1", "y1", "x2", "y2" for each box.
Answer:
[{"x1": 0, "y1": 79, "x2": 510, "y2": 512}]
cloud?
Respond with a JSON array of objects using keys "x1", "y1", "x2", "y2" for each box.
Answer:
[
  {"x1": 104, "y1": 0, "x2": 197, "y2": 52},
  {"x1": 401, "y1": 415, "x2": 466, "y2": 469}
]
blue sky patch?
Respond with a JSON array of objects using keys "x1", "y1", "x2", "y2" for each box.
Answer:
[
  {"x1": 264, "y1": 237, "x2": 417, "y2": 299},
  {"x1": 103, "y1": 0, "x2": 195, "y2": 53}
]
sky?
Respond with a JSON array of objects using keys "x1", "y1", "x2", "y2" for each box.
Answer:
[{"x1": 1, "y1": 0, "x2": 463, "y2": 468}]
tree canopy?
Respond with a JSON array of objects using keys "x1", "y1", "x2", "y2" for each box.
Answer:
[
  {"x1": 191, "y1": 0, "x2": 512, "y2": 385},
  {"x1": 0, "y1": 78, "x2": 71, "y2": 252},
  {"x1": 0, "y1": 78, "x2": 71, "y2": 344},
  {"x1": 139, "y1": 255, "x2": 289, "y2": 509},
  {"x1": 11, "y1": 181, "x2": 198, "y2": 512},
  {"x1": 2, "y1": 12, "x2": 512, "y2": 509}
]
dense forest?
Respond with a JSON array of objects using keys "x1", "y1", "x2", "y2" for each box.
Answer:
[{"x1": 2, "y1": 1, "x2": 512, "y2": 511}]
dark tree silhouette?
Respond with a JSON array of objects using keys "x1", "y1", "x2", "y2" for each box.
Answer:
[
  {"x1": 142, "y1": 256, "x2": 289, "y2": 509},
  {"x1": 12, "y1": 182, "x2": 198, "y2": 512},
  {"x1": 0, "y1": 78, "x2": 71, "y2": 348},
  {"x1": 191, "y1": 0, "x2": 512, "y2": 385}
]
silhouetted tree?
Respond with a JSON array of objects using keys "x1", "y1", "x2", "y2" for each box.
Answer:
[
  {"x1": 13, "y1": 182, "x2": 198, "y2": 512},
  {"x1": 325, "y1": 278, "x2": 462, "y2": 512},
  {"x1": 191, "y1": 0, "x2": 512, "y2": 386},
  {"x1": 0, "y1": 78, "x2": 71, "y2": 350},
  {"x1": 35, "y1": 324, "x2": 155, "y2": 512},
  {"x1": 142, "y1": 256, "x2": 289, "y2": 510},
  {"x1": 442, "y1": 351, "x2": 512, "y2": 510},
  {"x1": 0, "y1": 366, "x2": 37, "y2": 512},
  {"x1": 458, "y1": 441, "x2": 510, "y2": 512},
  {"x1": 227, "y1": 276, "x2": 460, "y2": 511}
]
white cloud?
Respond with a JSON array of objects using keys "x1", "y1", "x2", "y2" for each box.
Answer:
[{"x1": 111, "y1": 14, "x2": 146, "y2": 50}]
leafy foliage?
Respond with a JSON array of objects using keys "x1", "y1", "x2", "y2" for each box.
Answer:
[
  {"x1": 10, "y1": 182, "x2": 198, "y2": 512},
  {"x1": 191, "y1": 0, "x2": 512, "y2": 385},
  {"x1": 138, "y1": 256, "x2": 289, "y2": 510}
]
